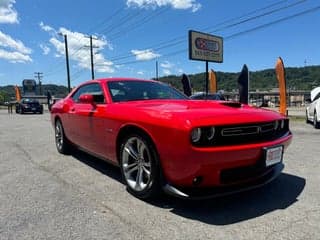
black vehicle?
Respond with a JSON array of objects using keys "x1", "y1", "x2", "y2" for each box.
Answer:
[{"x1": 16, "y1": 98, "x2": 43, "y2": 114}]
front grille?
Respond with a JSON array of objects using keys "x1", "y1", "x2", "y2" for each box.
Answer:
[
  {"x1": 192, "y1": 120, "x2": 290, "y2": 147},
  {"x1": 221, "y1": 122, "x2": 275, "y2": 136}
]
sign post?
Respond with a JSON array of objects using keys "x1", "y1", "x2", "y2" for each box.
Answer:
[{"x1": 189, "y1": 30, "x2": 223, "y2": 95}]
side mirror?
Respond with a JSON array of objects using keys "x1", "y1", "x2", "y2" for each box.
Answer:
[
  {"x1": 79, "y1": 94, "x2": 95, "y2": 104},
  {"x1": 305, "y1": 98, "x2": 311, "y2": 104}
]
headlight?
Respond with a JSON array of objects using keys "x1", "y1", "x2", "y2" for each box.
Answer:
[
  {"x1": 191, "y1": 128, "x2": 202, "y2": 143},
  {"x1": 206, "y1": 127, "x2": 215, "y2": 141}
]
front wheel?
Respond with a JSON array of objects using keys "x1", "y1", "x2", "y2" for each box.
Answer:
[
  {"x1": 119, "y1": 133, "x2": 161, "y2": 199},
  {"x1": 306, "y1": 111, "x2": 310, "y2": 124},
  {"x1": 55, "y1": 120, "x2": 71, "y2": 154}
]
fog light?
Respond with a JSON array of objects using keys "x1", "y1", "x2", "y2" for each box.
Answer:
[{"x1": 192, "y1": 176, "x2": 203, "y2": 186}]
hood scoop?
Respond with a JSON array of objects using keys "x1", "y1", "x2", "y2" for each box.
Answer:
[{"x1": 220, "y1": 102, "x2": 242, "y2": 108}]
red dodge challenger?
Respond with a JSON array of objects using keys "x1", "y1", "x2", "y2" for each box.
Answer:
[{"x1": 51, "y1": 78, "x2": 292, "y2": 199}]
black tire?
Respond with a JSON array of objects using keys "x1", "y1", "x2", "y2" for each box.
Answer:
[
  {"x1": 55, "y1": 119, "x2": 71, "y2": 154},
  {"x1": 313, "y1": 112, "x2": 320, "y2": 129},
  {"x1": 119, "y1": 133, "x2": 161, "y2": 199},
  {"x1": 306, "y1": 111, "x2": 310, "y2": 124}
]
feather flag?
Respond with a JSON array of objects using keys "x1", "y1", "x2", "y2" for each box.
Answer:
[
  {"x1": 238, "y1": 64, "x2": 249, "y2": 104},
  {"x1": 14, "y1": 85, "x2": 21, "y2": 101},
  {"x1": 275, "y1": 57, "x2": 287, "y2": 115},
  {"x1": 209, "y1": 69, "x2": 217, "y2": 93},
  {"x1": 181, "y1": 73, "x2": 192, "y2": 97}
]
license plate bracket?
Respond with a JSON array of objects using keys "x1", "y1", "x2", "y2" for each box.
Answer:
[{"x1": 264, "y1": 145, "x2": 283, "y2": 167}]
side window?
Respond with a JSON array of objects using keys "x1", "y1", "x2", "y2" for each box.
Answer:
[
  {"x1": 71, "y1": 83, "x2": 105, "y2": 103},
  {"x1": 314, "y1": 92, "x2": 320, "y2": 102}
]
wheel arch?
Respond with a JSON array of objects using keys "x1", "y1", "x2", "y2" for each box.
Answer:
[
  {"x1": 54, "y1": 115, "x2": 62, "y2": 125},
  {"x1": 116, "y1": 125, "x2": 159, "y2": 164}
]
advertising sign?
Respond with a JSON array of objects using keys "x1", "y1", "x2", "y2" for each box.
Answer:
[
  {"x1": 22, "y1": 79, "x2": 37, "y2": 95},
  {"x1": 189, "y1": 30, "x2": 223, "y2": 63}
]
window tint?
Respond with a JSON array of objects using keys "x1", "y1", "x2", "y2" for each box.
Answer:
[
  {"x1": 314, "y1": 92, "x2": 320, "y2": 102},
  {"x1": 71, "y1": 83, "x2": 105, "y2": 103},
  {"x1": 107, "y1": 80, "x2": 188, "y2": 102}
]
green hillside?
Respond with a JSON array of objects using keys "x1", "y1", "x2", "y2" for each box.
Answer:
[
  {"x1": 1, "y1": 65, "x2": 320, "y2": 103},
  {"x1": 160, "y1": 65, "x2": 320, "y2": 93}
]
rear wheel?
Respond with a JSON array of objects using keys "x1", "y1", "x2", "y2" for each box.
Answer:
[
  {"x1": 119, "y1": 133, "x2": 161, "y2": 199},
  {"x1": 55, "y1": 120, "x2": 71, "y2": 154},
  {"x1": 313, "y1": 112, "x2": 320, "y2": 129},
  {"x1": 306, "y1": 111, "x2": 310, "y2": 124}
]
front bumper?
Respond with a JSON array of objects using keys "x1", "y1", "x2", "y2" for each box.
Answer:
[
  {"x1": 163, "y1": 163, "x2": 284, "y2": 199},
  {"x1": 160, "y1": 131, "x2": 292, "y2": 188}
]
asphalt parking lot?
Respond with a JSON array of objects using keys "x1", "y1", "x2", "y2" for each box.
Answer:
[{"x1": 0, "y1": 109, "x2": 319, "y2": 240}]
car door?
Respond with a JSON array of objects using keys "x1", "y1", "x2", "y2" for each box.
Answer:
[{"x1": 69, "y1": 83, "x2": 103, "y2": 151}]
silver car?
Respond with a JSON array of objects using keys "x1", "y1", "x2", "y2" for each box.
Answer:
[{"x1": 306, "y1": 87, "x2": 320, "y2": 128}]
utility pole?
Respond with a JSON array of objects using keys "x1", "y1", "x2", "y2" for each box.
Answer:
[
  {"x1": 85, "y1": 35, "x2": 99, "y2": 80},
  {"x1": 60, "y1": 34, "x2": 71, "y2": 93},
  {"x1": 34, "y1": 72, "x2": 43, "y2": 95},
  {"x1": 156, "y1": 60, "x2": 158, "y2": 80}
]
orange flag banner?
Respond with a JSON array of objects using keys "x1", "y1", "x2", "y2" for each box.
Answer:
[
  {"x1": 209, "y1": 69, "x2": 217, "y2": 93},
  {"x1": 14, "y1": 85, "x2": 21, "y2": 101},
  {"x1": 275, "y1": 57, "x2": 287, "y2": 115}
]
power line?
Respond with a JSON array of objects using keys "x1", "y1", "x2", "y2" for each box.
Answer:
[
  {"x1": 86, "y1": 6, "x2": 124, "y2": 34},
  {"x1": 225, "y1": 5, "x2": 320, "y2": 40},
  {"x1": 99, "y1": 10, "x2": 143, "y2": 35},
  {"x1": 44, "y1": 0, "x2": 314, "y2": 82},
  {"x1": 109, "y1": 7, "x2": 170, "y2": 41},
  {"x1": 107, "y1": 0, "x2": 307, "y2": 63},
  {"x1": 115, "y1": 5, "x2": 320, "y2": 66}
]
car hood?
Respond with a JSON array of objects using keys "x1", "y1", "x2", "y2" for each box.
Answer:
[{"x1": 117, "y1": 100, "x2": 285, "y2": 127}]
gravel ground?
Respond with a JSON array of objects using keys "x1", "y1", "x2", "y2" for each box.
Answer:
[{"x1": 0, "y1": 110, "x2": 319, "y2": 240}]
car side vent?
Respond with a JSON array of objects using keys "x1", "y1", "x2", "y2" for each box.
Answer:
[{"x1": 220, "y1": 102, "x2": 242, "y2": 108}]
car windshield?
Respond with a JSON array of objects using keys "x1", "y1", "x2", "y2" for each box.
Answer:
[
  {"x1": 191, "y1": 93, "x2": 220, "y2": 100},
  {"x1": 107, "y1": 80, "x2": 188, "y2": 102}
]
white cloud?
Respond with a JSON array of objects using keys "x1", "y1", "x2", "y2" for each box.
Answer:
[
  {"x1": 0, "y1": 48, "x2": 32, "y2": 63},
  {"x1": 0, "y1": 31, "x2": 31, "y2": 54},
  {"x1": 39, "y1": 21, "x2": 55, "y2": 33},
  {"x1": 39, "y1": 44, "x2": 50, "y2": 55},
  {"x1": 0, "y1": 0, "x2": 18, "y2": 24},
  {"x1": 160, "y1": 60, "x2": 174, "y2": 69},
  {"x1": 0, "y1": 30, "x2": 32, "y2": 63},
  {"x1": 163, "y1": 69, "x2": 171, "y2": 75},
  {"x1": 127, "y1": 0, "x2": 201, "y2": 12},
  {"x1": 46, "y1": 26, "x2": 115, "y2": 73},
  {"x1": 137, "y1": 70, "x2": 144, "y2": 75},
  {"x1": 131, "y1": 49, "x2": 160, "y2": 61}
]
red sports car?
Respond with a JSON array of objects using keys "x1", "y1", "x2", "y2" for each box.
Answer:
[{"x1": 51, "y1": 78, "x2": 292, "y2": 199}]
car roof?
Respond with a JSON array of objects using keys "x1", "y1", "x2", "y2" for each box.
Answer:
[{"x1": 82, "y1": 78, "x2": 156, "y2": 85}]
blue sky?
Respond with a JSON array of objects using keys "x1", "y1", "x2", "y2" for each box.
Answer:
[{"x1": 0, "y1": 0, "x2": 319, "y2": 87}]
